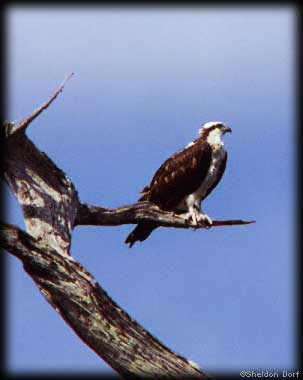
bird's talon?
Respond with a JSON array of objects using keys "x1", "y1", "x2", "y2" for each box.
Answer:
[{"x1": 199, "y1": 213, "x2": 213, "y2": 227}]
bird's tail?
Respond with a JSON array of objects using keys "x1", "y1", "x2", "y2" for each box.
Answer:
[{"x1": 125, "y1": 222, "x2": 158, "y2": 248}]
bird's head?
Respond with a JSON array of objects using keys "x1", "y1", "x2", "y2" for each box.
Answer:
[{"x1": 199, "y1": 121, "x2": 232, "y2": 145}]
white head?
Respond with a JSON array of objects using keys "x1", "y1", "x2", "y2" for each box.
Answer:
[{"x1": 199, "y1": 121, "x2": 232, "y2": 145}]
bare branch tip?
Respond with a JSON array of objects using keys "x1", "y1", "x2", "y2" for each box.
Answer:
[
  {"x1": 63, "y1": 72, "x2": 75, "y2": 86},
  {"x1": 11, "y1": 73, "x2": 75, "y2": 135}
]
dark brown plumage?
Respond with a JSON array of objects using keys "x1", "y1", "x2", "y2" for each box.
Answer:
[
  {"x1": 125, "y1": 122, "x2": 230, "y2": 247},
  {"x1": 139, "y1": 140, "x2": 212, "y2": 210}
]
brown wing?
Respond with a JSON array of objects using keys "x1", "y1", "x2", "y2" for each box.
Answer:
[{"x1": 139, "y1": 139, "x2": 212, "y2": 210}]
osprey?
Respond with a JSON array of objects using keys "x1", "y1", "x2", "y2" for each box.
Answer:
[{"x1": 125, "y1": 121, "x2": 232, "y2": 247}]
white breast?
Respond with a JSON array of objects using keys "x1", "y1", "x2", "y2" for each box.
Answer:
[
  {"x1": 193, "y1": 146, "x2": 226, "y2": 202},
  {"x1": 176, "y1": 145, "x2": 226, "y2": 211}
]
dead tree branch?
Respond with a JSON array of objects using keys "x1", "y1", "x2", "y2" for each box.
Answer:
[
  {"x1": 12, "y1": 73, "x2": 74, "y2": 135},
  {"x1": 75, "y1": 201, "x2": 254, "y2": 228},
  {"x1": 0, "y1": 222, "x2": 207, "y2": 379},
  {"x1": 1, "y1": 76, "x2": 254, "y2": 379}
]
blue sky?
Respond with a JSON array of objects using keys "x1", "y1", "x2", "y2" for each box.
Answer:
[{"x1": 5, "y1": 6, "x2": 296, "y2": 376}]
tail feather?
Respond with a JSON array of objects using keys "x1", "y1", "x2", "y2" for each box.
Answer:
[{"x1": 125, "y1": 222, "x2": 157, "y2": 248}]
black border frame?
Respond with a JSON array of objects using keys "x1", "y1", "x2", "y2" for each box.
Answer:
[{"x1": 0, "y1": 2, "x2": 301, "y2": 379}]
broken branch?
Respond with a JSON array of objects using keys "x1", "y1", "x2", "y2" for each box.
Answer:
[
  {"x1": 12, "y1": 72, "x2": 74, "y2": 135},
  {"x1": 1, "y1": 76, "x2": 254, "y2": 378}
]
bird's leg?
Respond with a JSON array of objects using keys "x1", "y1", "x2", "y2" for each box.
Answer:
[
  {"x1": 197, "y1": 204, "x2": 213, "y2": 227},
  {"x1": 182, "y1": 205, "x2": 204, "y2": 227},
  {"x1": 189, "y1": 205, "x2": 198, "y2": 226},
  {"x1": 180, "y1": 206, "x2": 198, "y2": 226},
  {"x1": 180, "y1": 197, "x2": 213, "y2": 227}
]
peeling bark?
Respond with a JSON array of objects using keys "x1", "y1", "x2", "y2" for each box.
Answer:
[
  {"x1": 1, "y1": 76, "x2": 254, "y2": 378},
  {"x1": 0, "y1": 223, "x2": 207, "y2": 379}
]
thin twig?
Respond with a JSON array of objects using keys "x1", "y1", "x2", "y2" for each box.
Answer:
[{"x1": 13, "y1": 73, "x2": 74, "y2": 134}]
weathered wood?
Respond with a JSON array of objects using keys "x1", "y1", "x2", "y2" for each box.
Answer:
[
  {"x1": 2, "y1": 130, "x2": 79, "y2": 256},
  {"x1": 76, "y1": 201, "x2": 254, "y2": 229},
  {"x1": 1, "y1": 77, "x2": 254, "y2": 378},
  {"x1": 0, "y1": 223, "x2": 208, "y2": 379}
]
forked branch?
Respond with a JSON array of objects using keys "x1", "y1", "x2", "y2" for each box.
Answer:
[{"x1": 1, "y1": 76, "x2": 254, "y2": 379}]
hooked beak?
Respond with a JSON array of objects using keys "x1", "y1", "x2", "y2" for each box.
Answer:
[{"x1": 223, "y1": 126, "x2": 232, "y2": 134}]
